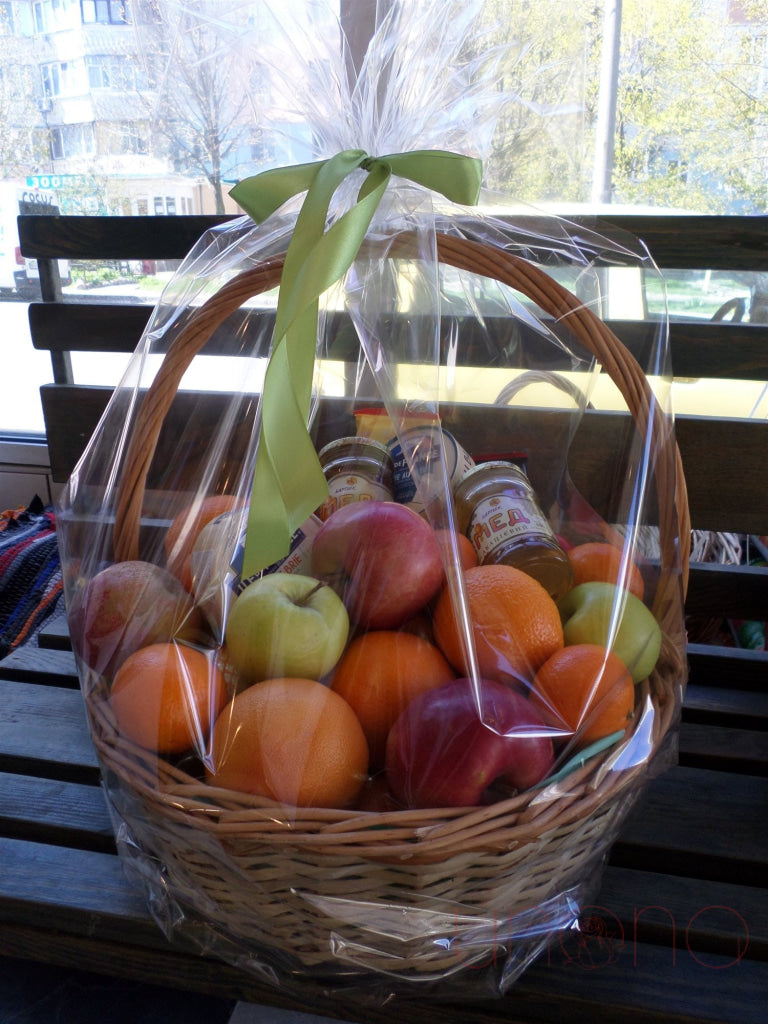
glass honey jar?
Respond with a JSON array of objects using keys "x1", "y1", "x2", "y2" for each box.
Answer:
[
  {"x1": 454, "y1": 460, "x2": 573, "y2": 601},
  {"x1": 317, "y1": 436, "x2": 395, "y2": 520}
]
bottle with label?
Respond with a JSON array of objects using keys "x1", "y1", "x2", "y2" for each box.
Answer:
[
  {"x1": 317, "y1": 436, "x2": 395, "y2": 520},
  {"x1": 454, "y1": 460, "x2": 573, "y2": 601},
  {"x1": 388, "y1": 425, "x2": 475, "y2": 516}
]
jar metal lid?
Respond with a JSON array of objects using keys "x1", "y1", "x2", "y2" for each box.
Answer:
[
  {"x1": 319, "y1": 436, "x2": 392, "y2": 461},
  {"x1": 454, "y1": 459, "x2": 529, "y2": 491}
]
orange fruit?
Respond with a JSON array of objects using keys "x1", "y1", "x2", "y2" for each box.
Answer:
[
  {"x1": 165, "y1": 494, "x2": 244, "y2": 591},
  {"x1": 110, "y1": 642, "x2": 227, "y2": 755},
  {"x1": 330, "y1": 631, "x2": 455, "y2": 767},
  {"x1": 455, "y1": 533, "x2": 479, "y2": 570},
  {"x1": 432, "y1": 563, "x2": 563, "y2": 686},
  {"x1": 206, "y1": 677, "x2": 369, "y2": 808},
  {"x1": 567, "y1": 542, "x2": 644, "y2": 600},
  {"x1": 530, "y1": 643, "x2": 635, "y2": 748},
  {"x1": 434, "y1": 529, "x2": 479, "y2": 571}
]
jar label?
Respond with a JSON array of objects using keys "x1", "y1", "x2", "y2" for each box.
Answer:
[
  {"x1": 235, "y1": 514, "x2": 323, "y2": 592},
  {"x1": 318, "y1": 475, "x2": 393, "y2": 521},
  {"x1": 468, "y1": 494, "x2": 555, "y2": 563}
]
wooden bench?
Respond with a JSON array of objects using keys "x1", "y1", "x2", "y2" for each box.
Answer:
[{"x1": 1, "y1": 211, "x2": 766, "y2": 1022}]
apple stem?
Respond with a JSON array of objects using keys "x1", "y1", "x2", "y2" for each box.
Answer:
[{"x1": 295, "y1": 580, "x2": 327, "y2": 607}]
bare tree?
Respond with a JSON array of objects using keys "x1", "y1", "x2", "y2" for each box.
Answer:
[
  {"x1": 0, "y1": 21, "x2": 48, "y2": 178},
  {"x1": 135, "y1": 1, "x2": 262, "y2": 213}
]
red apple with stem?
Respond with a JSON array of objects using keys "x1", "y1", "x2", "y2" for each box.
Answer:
[{"x1": 311, "y1": 501, "x2": 444, "y2": 629}]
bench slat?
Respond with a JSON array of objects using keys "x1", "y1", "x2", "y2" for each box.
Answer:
[
  {"x1": 19, "y1": 213, "x2": 768, "y2": 271},
  {"x1": 0, "y1": 772, "x2": 112, "y2": 852},
  {"x1": 597, "y1": 864, "x2": 767, "y2": 960},
  {"x1": 611, "y1": 766, "x2": 768, "y2": 886},
  {"x1": 685, "y1": 652, "x2": 768, "y2": 702},
  {"x1": 0, "y1": 680, "x2": 98, "y2": 780},
  {"x1": 28, "y1": 302, "x2": 768, "y2": 383},
  {"x1": 19, "y1": 214, "x2": 235, "y2": 261},
  {"x1": 686, "y1": 563, "x2": 768, "y2": 621},
  {"x1": 1, "y1": 915, "x2": 764, "y2": 1023},
  {"x1": 34, "y1": 612, "x2": 71, "y2": 651},
  {"x1": 674, "y1": 415, "x2": 768, "y2": 535},
  {"x1": 677, "y1": 723, "x2": 768, "y2": 774},
  {"x1": 39, "y1": 383, "x2": 768, "y2": 543},
  {"x1": 0, "y1": 646, "x2": 78, "y2": 684}
]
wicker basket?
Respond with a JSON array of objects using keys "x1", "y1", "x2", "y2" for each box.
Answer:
[{"x1": 84, "y1": 231, "x2": 689, "y2": 983}]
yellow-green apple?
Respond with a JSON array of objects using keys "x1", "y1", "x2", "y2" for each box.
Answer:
[
  {"x1": 165, "y1": 494, "x2": 245, "y2": 592},
  {"x1": 558, "y1": 582, "x2": 662, "y2": 684},
  {"x1": 224, "y1": 572, "x2": 349, "y2": 686},
  {"x1": 311, "y1": 501, "x2": 444, "y2": 629},
  {"x1": 385, "y1": 677, "x2": 556, "y2": 808},
  {"x1": 189, "y1": 508, "x2": 246, "y2": 638},
  {"x1": 190, "y1": 510, "x2": 324, "y2": 639},
  {"x1": 69, "y1": 560, "x2": 204, "y2": 678}
]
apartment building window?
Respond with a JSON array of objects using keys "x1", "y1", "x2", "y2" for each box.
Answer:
[
  {"x1": 0, "y1": 2, "x2": 14, "y2": 34},
  {"x1": 86, "y1": 55, "x2": 147, "y2": 91},
  {"x1": 40, "y1": 63, "x2": 60, "y2": 98},
  {"x1": 51, "y1": 122, "x2": 95, "y2": 159},
  {"x1": 81, "y1": 0, "x2": 131, "y2": 24},
  {"x1": 33, "y1": 2, "x2": 48, "y2": 33},
  {"x1": 41, "y1": 60, "x2": 82, "y2": 98},
  {"x1": 102, "y1": 121, "x2": 149, "y2": 155}
]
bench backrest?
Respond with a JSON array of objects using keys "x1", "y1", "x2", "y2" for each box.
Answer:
[{"x1": 19, "y1": 211, "x2": 768, "y2": 654}]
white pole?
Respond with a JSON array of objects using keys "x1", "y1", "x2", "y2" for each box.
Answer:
[{"x1": 592, "y1": 0, "x2": 622, "y2": 206}]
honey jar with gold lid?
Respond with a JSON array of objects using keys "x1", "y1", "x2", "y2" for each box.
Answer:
[
  {"x1": 317, "y1": 436, "x2": 395, "y2": 520},
  {"x1": 454, "y1": 460, "x2": 573, "y2": 601}
]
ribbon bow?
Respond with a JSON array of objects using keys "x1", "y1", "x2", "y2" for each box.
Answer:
[{"x1": 230, "y1": 149, "x2": 482, "y2": 578}]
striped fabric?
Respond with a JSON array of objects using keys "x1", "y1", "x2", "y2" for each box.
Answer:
[{"x1": 0, "y1": 496, "x2": 62, "y2": 659}]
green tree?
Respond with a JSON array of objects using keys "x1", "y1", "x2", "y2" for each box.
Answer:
[
  {"x1": 477, "y1": 0, "x2": 768, "y2": 213},
  {"x1": 479, "y1": 0, "x2": 601, "y2": 203},
  {"x1": 614, "y1": 0, "x2": 768, "y2": 213}
]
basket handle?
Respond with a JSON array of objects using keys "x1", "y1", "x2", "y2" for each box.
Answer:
[{"x1": 113, "y1": 231, "x2": 689, "y2": 633}]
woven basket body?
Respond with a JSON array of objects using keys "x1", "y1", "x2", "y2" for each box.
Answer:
[{"x1": 77, "y1": 231, "x2": 688, "y2": 987}]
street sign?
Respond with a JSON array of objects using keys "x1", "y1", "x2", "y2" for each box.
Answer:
[{"x1": 25, "y1": 174, "x2": 81, "y2": 190}]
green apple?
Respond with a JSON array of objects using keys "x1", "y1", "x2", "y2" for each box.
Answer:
[
  {"x1": 558, "y1": 582, "x2": 662, "y2": 684},
  {"x1": 224, "y1": 572, "x2": 349, "y2": 686}
]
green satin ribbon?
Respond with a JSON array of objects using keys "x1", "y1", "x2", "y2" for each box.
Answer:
[{"x1": 230, "y1": 149, "x2": 482, "y2": 578}]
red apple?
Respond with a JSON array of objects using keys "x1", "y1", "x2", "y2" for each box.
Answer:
[
  {"x1": 69, "y1": 560, "x2": 204, "y2": 678},
  {"x1": 311, "y1": 501, "x2": 444, "y2": 629},
  {"x1": 385, "y1": 677, "x2": 556, "y2": 808}
]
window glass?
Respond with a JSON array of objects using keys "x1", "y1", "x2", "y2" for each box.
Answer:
[
  {"x1": 50, "y1": 122, "x2": 95, "y2": 159},
  {"x1": 86, "y1": 54, "x2": 147, "y2": 90},
  {"x1": 82, "y1": 0, "x2": 131, "y2": 24},
  {"x1": 2, "y1": 0, "x2": 768, "y2": 445},
  {"x1": 0, "y1": 2, "x2": 14, "y2": 34}
]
